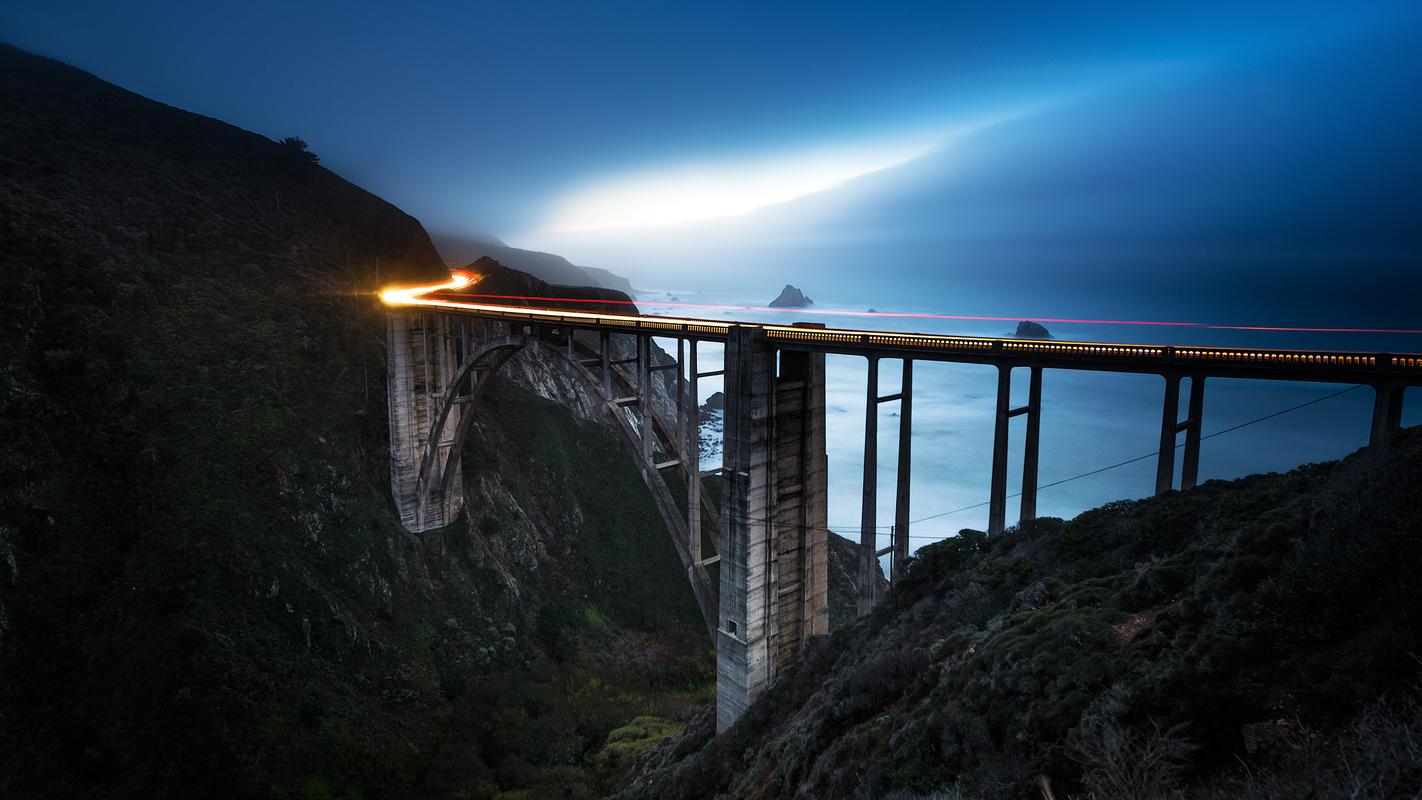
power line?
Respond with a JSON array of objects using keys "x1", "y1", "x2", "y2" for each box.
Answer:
[
  {"x1": 714, "y1": 383, "x2": 1365, "y2": 538},
  {"x1": 902, "y1": 383, "x2": 1365, "y2": 533}
]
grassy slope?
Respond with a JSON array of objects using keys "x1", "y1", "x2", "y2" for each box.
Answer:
[
  {"x1": 622, "y1": 429, "x2": 1422, "y2": 799},
  {"x1": 0, "y1": 44, "x2": 713, "y2": 799}
]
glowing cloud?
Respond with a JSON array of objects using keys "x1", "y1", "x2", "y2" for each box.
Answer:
[
  {"x1": 538, "y1": 111, "x2": 1042, "y2": 233},
  {"x1": 542, "y1": 137, "x2": 937, "y2": 233}
]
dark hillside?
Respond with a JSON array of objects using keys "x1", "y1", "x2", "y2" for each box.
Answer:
[
  {"x1": 0, "y1": 44, "x2": 712, "y2": 799},
  {"x1": 430, "y1": 233, "x2": 635, "y2": 294},
  {"x1": 460, "y1": 254, "x2": 635, "y2": 313},
  {"x1": 622, "y1": 430, "x2": 1422, "y2": 799}
]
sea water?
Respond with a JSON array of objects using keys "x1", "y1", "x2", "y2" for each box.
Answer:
[{"x1": 636, "y1": 282, "x2": 1421, "y2": 556}]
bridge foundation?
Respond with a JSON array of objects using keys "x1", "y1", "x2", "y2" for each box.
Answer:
[
  {"x1": 717, "y1": 327, "x2": 830, "y2": 733},
  {"x1": 388, "y1": 311, "x2": 466, "y2": 530}
]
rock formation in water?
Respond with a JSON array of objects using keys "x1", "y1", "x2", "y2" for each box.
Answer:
[
  {"x1": 769, "y1": 284, "x2": 813, "y2": 307},
  {"x1": 1015, "y1": 319, "x2": 1052, "y2": 338}
]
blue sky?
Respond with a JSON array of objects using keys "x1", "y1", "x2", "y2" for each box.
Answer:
[{"x1": 5, "y1": 1, "x2": 1420, "y2": 324}]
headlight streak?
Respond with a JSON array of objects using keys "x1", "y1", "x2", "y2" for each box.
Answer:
[{"x1": 407, "y1": 286, "x2": 1422, "y2": 337}]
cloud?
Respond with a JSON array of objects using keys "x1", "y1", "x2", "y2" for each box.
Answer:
[{"x1": 536, "y1": 112, "x2": 1032, "y2": 234}]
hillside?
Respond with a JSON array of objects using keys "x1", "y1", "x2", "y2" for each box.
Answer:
[
  {"x1": 0, "y1": 43, "x2": 718, "y2": 799},
  {"x1": 431, "y1": 233, "x2": 634, "y2": 294},
  {"x1": 621, "y1": 430, "x2": 1422, "y2": 799}
]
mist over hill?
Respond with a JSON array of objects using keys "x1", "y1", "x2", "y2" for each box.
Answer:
[{"x1": 432, "y1": 232, "x2": 634, "y2": 294}]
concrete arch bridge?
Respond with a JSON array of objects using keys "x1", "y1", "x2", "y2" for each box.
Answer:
[{"x1": 384, "y1": 273, "x2": 1420, "y2": 731}]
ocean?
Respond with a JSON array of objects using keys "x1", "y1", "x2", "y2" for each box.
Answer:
[{"x1": 636, "y1": 282, "x2": 1421, "y2": 557}]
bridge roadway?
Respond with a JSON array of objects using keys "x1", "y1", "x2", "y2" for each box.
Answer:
[
  {"x1": 392, "y1": 275, "x2": 1422, "y2": 386},
  {"x1": 382, "y1": 271, "x2": 1419, "y2": 732}
]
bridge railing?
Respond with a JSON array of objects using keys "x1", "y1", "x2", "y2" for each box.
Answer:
[{"x1": 425, "y1": 300, "x2": 1422, "y2": 378}]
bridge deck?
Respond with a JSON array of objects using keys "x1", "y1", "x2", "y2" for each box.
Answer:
[{"x1": 402, "y1": 289, "x2": 1422, "y2": 385}]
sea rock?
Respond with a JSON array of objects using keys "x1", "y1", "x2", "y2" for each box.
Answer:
[
  {"x1": 769, "y1": 284, "x2": 813, "y2": 308},
  {"x1": 1015, "y1": 320, "x2": 1052, "y2": 339},
  {"x1": 700, "y1": 391, "x2": 725, "y2": 413}
]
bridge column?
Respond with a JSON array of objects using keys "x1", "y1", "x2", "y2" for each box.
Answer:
[
  {"x1": 639, "y1": 335, "x2": 653, "y2": 464},
  {"x1": 387, "y1": 311, "x2": 465, "y2": 531},
  {"x1": 989, "y1": 366, "x2": 1044, "y2": 534},
  {"x1": 892, "y1": 360, "x2": 913, "y2": 579},
  {"x1": 687, "y1": 340, "x2": 702, "y2": 563},
  {"x1": 717, "y1": 327, "x2": 828, "y2": 733},
  {"x1": 1155, "y1": 374, "x2": 1181, "y2": 495},
  {"x1": 1370, "y1": 384, "x2": 1406, "y2": 446},
  {"x1": 600, "y1": 331, "x2": 611, "y2": 398},
  {"x1": 675, "y1": 338, "x2": 686, "y2": 465},
  {"x1": 988, "y1": 366, "x2": 1012, "y2": 535},
  {"x1": 858, "y1": 356, "x2": 878, "y2": 618},
  {"x1": 1181, "y1": 377, "x2": 1206, "y2": 489},
  {"x1": 1019, "y1": 367, "x2": 1043, "y2": 523}
]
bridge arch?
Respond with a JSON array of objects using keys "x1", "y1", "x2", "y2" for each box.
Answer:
[{"x1": 388, "y1": 313, "x2": 719, "y2": 636}]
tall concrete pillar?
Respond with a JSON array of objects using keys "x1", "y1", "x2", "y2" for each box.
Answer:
[
  {"x1": 1155, "y1": 374, "x2": 1181, "y2": 495},
  {"x1": 858, "y1": 356, "x2": 879, "y2": 618},
  {"x1": 1181, "y1": 377, "x2": 1206, "y2": 489},
  {"x1": 988, "y1": 366, "x2": 1012, "y2": 535},
  {"x1": 687, "y1": 340, "x2": 702, "y2": 564},
  {"x1": 770, "y1": 347, "x2": 830, "y2": 670},
  {"x1": 1370, "y1": 384, "x2": 1406, "y2": 446},
  {"x1": 892, "y1": 360, "x2": 913, "y2": 577},
  {"x1": 387, "y1": 311, "x2": 464, "y2": 531},
  {"x1": 1019, "y1": 367, "x2": 1043, "y2": 522},
  {"x1": 716, "y1": 327, "x2": 829, "y2": 733}
]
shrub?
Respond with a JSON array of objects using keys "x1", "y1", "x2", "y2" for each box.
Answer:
[
  {"x1": 281, "y1": 136, "x2": 319, "y2": 164},
  {"x1": 1069, "y1": 719, "x2": 1196, "y2": 800}
]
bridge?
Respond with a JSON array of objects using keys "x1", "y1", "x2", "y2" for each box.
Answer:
[{"x1": 382, "y1": 271, "x2": 1420, "y2": 732}]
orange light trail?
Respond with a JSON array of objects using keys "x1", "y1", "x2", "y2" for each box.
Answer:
[
  {"x1": 378, "y1": 272, "x2": 1422, "y2": 337},
  {"x1": 378, "y1": 271, "x2": 478, "y2": 305}
]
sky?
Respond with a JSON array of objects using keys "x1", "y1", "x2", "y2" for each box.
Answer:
[{"x1": 5, "y1": 2, "x2": 1421, "y2": 303}]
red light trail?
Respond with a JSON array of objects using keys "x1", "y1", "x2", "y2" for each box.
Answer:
[{"x1": 442, "y1": 291, "x2": 1422, "y2": 336}]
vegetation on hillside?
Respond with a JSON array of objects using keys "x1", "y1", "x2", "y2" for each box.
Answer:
[
  {"x1": 0, "y1": 44, "x2": 713, "y2": 799},
  {"x1": 621, "y1": 430, "x2": 1422, "y2": 799}
]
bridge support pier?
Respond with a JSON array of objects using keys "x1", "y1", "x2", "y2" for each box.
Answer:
[
  {"x1": 1370, "y1": 384, "x2": 1406, "y2": 445},
  {"x1": 1156, "y1": 375, "x2": 1206, "y2": 494},
  {"x1": 687, "y1": 340, "x2": 703, "y2": 563},
  {"x1": 858, "y1": 357, "x2": 878, "y2": 617},
  {"x1": 1181, "y1": 377, "x2": 1206, "y2": 489},
  {"x1": 892, "y1": 360, "x2": 913, "y2": 580},
  {"x1": 1020, "y1": 367, "x2": 1043, "y2": 522},
  {"x1": 388, "y1": 311, "x2": 466, "y2": 530},
  {"x1": 858, "y1": 357, "x2": 915, "y2": 609},
  {"x1": 988, "y1": 366, "x2": 1043, "y2": 535},
  {"x1": 717, "y1": 327, "x2": 829, "y2": 733}
]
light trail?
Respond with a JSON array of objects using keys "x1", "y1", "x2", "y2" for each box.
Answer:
[
  {"x1": 379, "y1": 271, "x2": 1422, "y2": 341},
  {"x1": 436, "y1": 289, "x2": 1422, "y2": 336},
  {"x1": 379, "y1": 271, "x2": 477, "y2": 305},
  {"x1": 380, "y1": 271, "x2": 731, "y2": 328}
]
